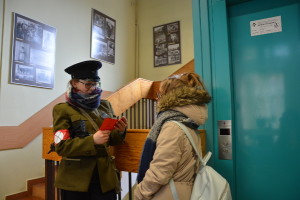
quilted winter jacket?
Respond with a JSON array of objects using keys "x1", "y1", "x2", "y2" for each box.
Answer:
[{"x1": 134, "y1": 104, "x2": 208, "y2": 200}]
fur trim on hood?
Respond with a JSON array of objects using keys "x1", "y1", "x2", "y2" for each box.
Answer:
[{"x1": 157, "y1": 86, "x2": 211, "y2": 112}]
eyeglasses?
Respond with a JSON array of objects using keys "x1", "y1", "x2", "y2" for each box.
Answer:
[{"x1": 79, "y1": 81, "x2": 101, "y2": 89}]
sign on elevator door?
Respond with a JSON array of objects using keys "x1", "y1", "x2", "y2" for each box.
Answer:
[{"x1": 250, "y1": 16, "x2": 282, "y2": 36}]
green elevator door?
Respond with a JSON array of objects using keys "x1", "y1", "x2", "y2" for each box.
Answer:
[{"x1": 229, "y1": 1, "x2": 300, "y2": 199}]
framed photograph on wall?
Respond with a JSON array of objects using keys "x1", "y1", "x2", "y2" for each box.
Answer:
[
  {"x1": 91, "y1": 9, "x2": 116, "y2": 64},
  {"x1": 153, "y1": 21, "x2": 181, "y2": 67},
  {"x1": 11, "y1": 13, "x2": 56, "y2": 88}
]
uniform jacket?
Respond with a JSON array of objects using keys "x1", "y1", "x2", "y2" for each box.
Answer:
[
  {"x1": 53, "y1": 99, "x2": 125, "y2": 193},
  {"x1": 134, "y1": 103, "x2": 208, "y2": 199}
]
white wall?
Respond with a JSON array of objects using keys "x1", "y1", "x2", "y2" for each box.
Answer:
[
  {"x1": 0, "y1": 135, "x2": 44, "y2": 199},
  {"x1": 0, "y1": 0, "x2": 136, "y2": 199},
  {"x1": 136, "y1": 0, "x2": 194, "y2": 81}
]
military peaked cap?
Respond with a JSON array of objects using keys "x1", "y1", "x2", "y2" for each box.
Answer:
[{"x1": 64, "y1": 60, "x2": 102, "y2": 81}]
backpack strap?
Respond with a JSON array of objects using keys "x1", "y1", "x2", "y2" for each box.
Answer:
[
  {"x1": 169, "y1": 121, "x2": 212, "y2": 200},
  {"x1": 171, "y1": 121, "x2": 211, "y2": 166},
  {"x1": 169, "y1": 179, "x2": 180, "y2": 200}
]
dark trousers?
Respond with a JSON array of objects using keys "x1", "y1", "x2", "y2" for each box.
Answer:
[
  {"x1": 61, "y1": 189, "x2": 116, "y2": 200},
  {"x1": 61, "y1": 168, "x2": 117, "y2": 200}
]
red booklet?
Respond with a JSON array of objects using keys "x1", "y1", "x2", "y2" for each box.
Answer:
[{"x1": 99, "y1": 118, "x2": 118, "y2": 130}]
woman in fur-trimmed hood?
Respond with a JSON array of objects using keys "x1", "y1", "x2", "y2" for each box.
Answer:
[{"x1": 134, "y1": 72, "x2": 211, "y2": 200}]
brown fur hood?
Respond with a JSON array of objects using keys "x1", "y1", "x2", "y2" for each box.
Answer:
[{"x1": 157, "y1": 86, "x2": 211, "y2": 112}]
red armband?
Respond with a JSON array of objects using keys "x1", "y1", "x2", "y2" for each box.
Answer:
[{"x1": 54, "y1": 129, "x2": 70, "y2": 145}]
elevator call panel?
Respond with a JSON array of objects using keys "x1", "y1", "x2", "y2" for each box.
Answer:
[{"x1": 218, "y1": 120, "x2": 232, "y2": 160}]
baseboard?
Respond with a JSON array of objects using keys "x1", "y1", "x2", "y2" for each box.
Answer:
[{"x1": 5, "y1": 177, "x2": 45, "y2": 200}]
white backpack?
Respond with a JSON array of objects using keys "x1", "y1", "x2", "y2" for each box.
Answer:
[{"x1": 170, "y1": 121, "x2": 232, "y2": 200}]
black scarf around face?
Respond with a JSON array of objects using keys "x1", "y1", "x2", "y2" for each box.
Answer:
[
  {"x1": 136, "y1": 109, "x2": 199, "y2": 183},
  {"x1": 66, "y1": 87, "x2": 102, "y2": 110}
]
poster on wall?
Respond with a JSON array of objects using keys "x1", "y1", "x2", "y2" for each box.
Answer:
[
  {"x1": 11, "y1": 13, "x2": 57, "y2": 89},
  {"x1": 91, "y1": 9, "x2": 116, "y2": 64},
  {"x1": 153, "y1": 21, "x2": 181, "y2": 67}
]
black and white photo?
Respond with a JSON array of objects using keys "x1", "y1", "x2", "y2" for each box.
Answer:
[
  {"x1": 15, "y1": 64, "x2": 34, "y2": 81},
  {"x1": 11, "y1": 13, "x2": 56, "y2": 88},
  {"x1": 153, "y1": 21, "x2": 181, "y2": 67},
  {"x1": 91, "y1": 9, "x2": 116, "y2": 64}
]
